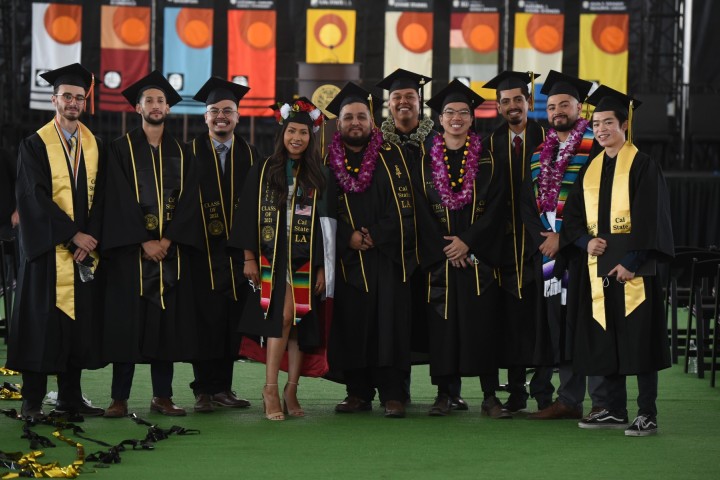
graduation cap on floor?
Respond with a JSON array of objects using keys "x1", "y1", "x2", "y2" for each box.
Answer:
[
  {"x1": 425, "y1": 79, "x2": 485, "y2": 114},
  {"x1": 121, "y1": 70, "x2": 182, "y2": 107},
  {"x1": 193, "y1": 77, "x2": 250, "y2": 106},
  {"x1": 325, "y1": 82, "x2": 382, "y2": 119},
  {"x1": 483, "y1": 70, "x2": 541, "y2": 111},
  {"x1": 376, "y1": 69, "x2": 432, "y2": 118},
  {"x1": 40, "y1": 63, "x2": 96, "y2": 114},
  {"x1": 540, "y1": 70, "x2": 593, "y2": 102},
  {"x1": 586, "y1": 85, "x2": 643, "y2": 144}
]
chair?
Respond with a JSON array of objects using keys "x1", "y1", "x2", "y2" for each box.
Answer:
[
  {"x1": 711, "y1": 264, "x2": 720, "y2": 387},
  {"x1": 684, "y1": 257, "x2": 720, "y2": 379}
]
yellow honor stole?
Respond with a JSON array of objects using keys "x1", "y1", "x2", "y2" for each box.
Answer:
[
  {"x1": 37, "y1": 120, "x2": 100, "y2": 320},
  {"x1": 582, "y1": 142, "x2": 645, "y2": 330}
]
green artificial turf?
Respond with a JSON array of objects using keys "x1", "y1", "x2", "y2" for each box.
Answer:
[{"x1": 1, "y1": 343, "x2": 719, "y2": 480}]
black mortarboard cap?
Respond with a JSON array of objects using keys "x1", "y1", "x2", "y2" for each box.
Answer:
[
  {"x1": 325, "y1": 82, "x2": 382, "y2": 117},
  {"x1": 540, "y1": 70, "x2": 593, "y2": 102},
  {"x1": 586, "y1": 85, "x2": 642, "y2": 114},
  {"x1": 193, "y1": 76, "x2": 250, "y2": 106},
  {"x1": 425, "y1": 79, "x2": 485, "y2": 114},
  {"x1": 376, "y1": 68, "x2": 432, "y2": 93},
  {"x1": 40, "y1": 63, "x2": 93, "y2": 91},
  {"x1": 483, "y1": 70, "x2": 540, "y2": 94},
  {"x1": 121, "y1": 70, "x2": 182, "y2": 107}
]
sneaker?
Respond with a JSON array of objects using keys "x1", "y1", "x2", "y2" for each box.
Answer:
[
  {"x1": 581, "y1": 406, "x2": 605, "y2": 422},
  {"x1": 625, "y1": 415, "x2": 658, "y2": 437},
  {"x1": 578, "y1": 409, "x2": 629, "y2": 429}
]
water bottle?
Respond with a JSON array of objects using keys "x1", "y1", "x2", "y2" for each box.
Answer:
[{"x1": 688, "y1": 339, "x2": 698, "y2": 374}]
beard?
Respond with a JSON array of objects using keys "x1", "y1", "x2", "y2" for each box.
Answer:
[
  {"x1": 508, "y1": 116, "x2": 523, "y2": 125},
  {"x1": 143, "y1": 112, "x2": 166, "y2": 125},
  {"x1": 342, "y1": 132, "x2": 371, "y2": 147},
  {"x1": 551, "y1": 115, "x2": 577, "y2": 132}
]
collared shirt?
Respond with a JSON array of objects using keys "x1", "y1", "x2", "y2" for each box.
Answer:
[
  {"x1": 61, "y1": 127, "x2": 78, "y2": 176},
  {"x1": 210, "y1": 137, "x2": 232, "y2": 172}
]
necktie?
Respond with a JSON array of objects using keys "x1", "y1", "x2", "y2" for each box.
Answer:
[
  {"x1": 513, "y1": 135, "x2": 522, "y2": 158},
  {"x1": 69, "y1": 136, "x2": 78, "y2": 177},
  {"x1": 215, "y1": 143, "x2": 228, "y2": 173}
]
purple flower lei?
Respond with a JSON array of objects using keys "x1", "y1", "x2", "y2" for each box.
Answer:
[
  {"x1": 327, "y1": 129, "x2": 384, "y2": 193},
  {"x1": 429, "y1": 132, "x2": 482, "y2": 211},
  {"x1": 536, "y1": 118, "x2": 589, "y2": 213}
]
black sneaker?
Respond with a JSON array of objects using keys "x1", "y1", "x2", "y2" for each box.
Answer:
[
  {"x1": 578, "y1": 409, "x2": 628, "y2": 429},
  {"x1": 625, "y1": 415, "x2": 658, "y2": 437}
]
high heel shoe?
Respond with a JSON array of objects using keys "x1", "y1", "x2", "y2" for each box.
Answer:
[
  {"x1": 262, "y1": 384, "x2": 284, "y2": 421},
  {"x1": 283, "y1": 381, "x2": 305, "y2": 417}
]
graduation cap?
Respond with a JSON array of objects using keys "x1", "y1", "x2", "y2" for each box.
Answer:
[
  {"x1": 121, "y1": 70, "x2": 182, "y2": 107},
  {"x1": 540, "y1": 70, "x2": 593, "y2": 102},
  {"x1": 483, "y1": 70, "x2": 540, "y2": 110},
  {"x1": 586, "y1": 85, "x2": 642, "y2": 144},
  {"x1": 40, "y1": 63, "x2": 94, "y2": 91},
  {"x1": 193, "y1": 76, "x2": 250, "y2": 106},
  {"x1": 325, "y1": 82, "x2": 382, "y2": 118},
  {"x1": 377, "y1": 68, "x2": 432, "y2": 119},
  {"x1": 425, "y1": 79, "x2": 485, "y2": 114},
  {"x1": 271, "y1": 97, "x2": 325, "y2": 133}
]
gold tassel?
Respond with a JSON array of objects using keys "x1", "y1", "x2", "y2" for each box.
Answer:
[
  {"x1": 628, "y1": 99, "x2": 634, "y2": 145},
  {"x1": 528, "y1": 71, "x2": 535, "y2": 112}
]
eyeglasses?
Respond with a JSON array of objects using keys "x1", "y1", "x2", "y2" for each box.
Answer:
[
  {"x1": 55, "y1": 93, "x2": 86, "y2": 104},
  {"x1": 207, "y1": 108, "x2": 237, "y2": 118},
  {"x1": 442, "y1": 109, "x2": 472, "y2": 118}
]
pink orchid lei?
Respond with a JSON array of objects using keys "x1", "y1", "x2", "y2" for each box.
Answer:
[
  {"x1": 429, "y1": 132, "x2": 481, "y2": 210},
  {"x1": 536, "y1": 118, "x2": 589, "y2": 213},
  {"x1": 327, "y1": 128, "x2": 384, "y2": 193}
]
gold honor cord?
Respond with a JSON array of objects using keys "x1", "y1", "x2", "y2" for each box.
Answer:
[
  {"x1": 397, "y1": 147, "x2": 420, "y2": 266},
  {"x1": 378, "y1": 154, "x2": 407, "y2": 282},
  {"x1": 472, "y1": 177, "x2": 481, "y2": 297},
  {"x1": 342, "y1": 193, "x2": 369, "y2": 293},
  {"x1": 583, "y1": 142, "x2": 645, "y2": 330},
  {"x1": 198, "y1": 188, "x2": 215, "y2": 290},
  {"x1": 506, "y1": 129, "x2": 526, "y2": 298},
  {"x1": 258, "y1": 162, "x2": 282, "y2": 311},
  {"x1": 127, "y1": 135, "x2": 144, "y2": 297},
  {"x1": 149, "y1": 146, "x2": 166, "y2": 309}
]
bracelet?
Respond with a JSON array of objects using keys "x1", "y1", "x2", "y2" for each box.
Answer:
[{"x1": 244, "y1": 258, "x2": 256, "y2": 263}]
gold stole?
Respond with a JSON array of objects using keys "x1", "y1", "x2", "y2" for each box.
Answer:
[
  {"x1": 37, "y1": 120, "x2": 99, "y2": 320},
  {"x1": 582, "y1": 142, "x2": 645, "y2": 330}
]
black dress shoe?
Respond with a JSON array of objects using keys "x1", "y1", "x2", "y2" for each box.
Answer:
[
  {"x1": 450, "y1": 395, "x2": 469, "y2": 411},
  {"x1": 502, "y1": 395, "x2": 528, "y2": 413},
  {"x1": 384, "y1": 400, "x2": 406, "y2": 418},
  {"x1": 20, "y1": 401, "x2": 44, "y2": 420},
  {"x1": 335, "y1": 396, "x2": 372, "y2": 413},
  {"x1": 212, "y1": 391, "x2": 251, "y2": 408},
  {"x1": 481, "y1": 396, "x2": 513, "y2": 419},
  {"x1": 194, "y1": 394, "x2": 214, "y2": 413},
  {"x1": 429, "y1": 394, "x2": 452, "y2": 416},
  {"x1": 54, "y1": 399, "x2": 105, "y2": 417}
]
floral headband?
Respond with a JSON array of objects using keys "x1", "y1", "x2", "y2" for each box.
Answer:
[{"x1": 273, "y1": 99, "x2": 325, "y2": 133}]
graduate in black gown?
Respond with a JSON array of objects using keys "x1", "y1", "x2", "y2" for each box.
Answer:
[
  {"x1": 561, "y1": 87, "x2": 673, "y2": 435},
  {"x1": 325, "y1": 82, "x2": 417, "y2": 418},
  {"x1": 228, "y1": 98, "x2": 333, "y2": 421},
  {"x1": 9, "y1": 64, "x2": 106, "y2": 418},
  {"x1": 412, "y1": 80, "x2": 509, "y2": 418},
  {"x1": 186, "y1": 77, "x2": 258, "y2": 413},
  {"x1": 101, "y1": 71, "x2": 202, "y2": 417}
]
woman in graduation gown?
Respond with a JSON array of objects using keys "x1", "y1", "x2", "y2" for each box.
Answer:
[
  {"x1": 412, "y1": 80, "x2": 509, "y2": 417},
  {"x1": 228, "y1": 99, "x2": 334, "y2": 420}
]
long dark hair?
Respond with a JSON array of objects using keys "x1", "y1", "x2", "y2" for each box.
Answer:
[{"x1": 265, "y1": 120, "x2": 326, "y2": 207}]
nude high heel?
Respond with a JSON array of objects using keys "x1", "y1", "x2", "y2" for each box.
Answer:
[
  {"x1": 262, "y1": 384, "x2": 284, "y2": 421},
  {"x1": 283, "y1": 381, "x2": 305, "y2": 417}
]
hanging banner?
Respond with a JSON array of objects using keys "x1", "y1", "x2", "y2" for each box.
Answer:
[
  {"x1": 383, "y1": 1, "x2": 433, "y2": 116},
  {"x1": 162, "y1": 0, "x2": 214, "y2": 114},
  {"x1": 228, "y1": 0, "x2": 276, "y2": 117},
  {"x1": 512, "y1": 0, "x2": 564, "y2": 118},
  {"x1": 30, "y1": 1, "x2": 83, "y2": 111},
  {"x1": 99, "y1": 0, "x2": 151, "y2": 112},
  {"x1": 306, "y1": 0, "x2": 356, "y2": 64},
  {"x1": 450, "y1": 0, "x2": 501, "y2": 118},
  {"x1": 579, "y1": 1, "x2": 629, "y2": 93}
]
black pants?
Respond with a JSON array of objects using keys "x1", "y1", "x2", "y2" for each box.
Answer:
[
  {"x1": 21, "y1": 367, "x2": 83, "y2": 408},
  {"x1": 506, "y1": 366, "x2": 555, "y2": 408},
  {"x1": 604, "y1": 372, "x2": 659, "y2": 417},
  {"x1": 433, "y1": 372, "x2": 500, "y2": 400},
  {"x1": 111, "y1": 362, "x2": 174, "y2": 400},
  {"x1": 190, "y1": 359, "x2": 234, "y2": 395},
  {"x1": 345, "y1": 367, "x2": 407, "y2": 404}
]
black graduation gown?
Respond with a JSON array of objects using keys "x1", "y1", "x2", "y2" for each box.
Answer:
[
  {"x1": 188, "y1": 134, "x2": 258, "y2": 360},
  {"x1": 412, "y1": 143, "x2": 506, "y2": 377},
  {"x1": 8, "y1": 130, "x2": 106, "y2": 373},
  {"x1": 101, "y1": 127, "x2": 202, "y2": 363},
  {"x1": 327, "y1": 144, "x2": 414, "y2": 374},
  {"x1": 484, "y1": 120, "x2": 546, "y2": 366},
  {"x1": 227, "y1": 157, "x2": 332, "y2": 351},
  {"x1": 561, "y1": 151, "x2": 673, "y2": 375}
]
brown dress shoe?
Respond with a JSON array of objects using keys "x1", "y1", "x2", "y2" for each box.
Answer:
[
  {"x1": 212, "y1": 391, "x2": 251, "y2": 408},
  {"x1": 335, "y1": 396, "x2": 372, "y2": 413},
  {"x1": 194, "y1": 394, "x2": 214, "y2": 413},
  {"x1": 384, "y1": 400, "x2": 406, "y2": 418},
  {"x1": 481, "y1": 396, "x2": 513, "y2": 419},
  {"x1": 103, "y1": 399, "x2": 128, "y2": 418},
  {"x1": 150, "y1": 397, "x2": 186, "y2": 416},
  {"x1": 527, "y1": 400, "x2": 582, "y2": 420},
  {"x1": 429, "y1": 394, "x2": 452, "y2": 416}
]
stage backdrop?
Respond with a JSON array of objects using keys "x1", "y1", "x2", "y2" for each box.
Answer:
[
  {"x1": 306, "y1": 0, "x2": 356, "y2": 64},
  {"x1": 578, "y1": 1, "x2": 629, "y2": 93}
]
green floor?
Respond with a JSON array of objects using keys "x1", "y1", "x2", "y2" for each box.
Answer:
[{"x1": 1, "y1": 344, "x2": 718, "y2": 480}]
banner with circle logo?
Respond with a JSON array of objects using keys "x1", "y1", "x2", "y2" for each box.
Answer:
[
  {"x1": 99, "y1": 1, "x2": 151, "y2": 112},
  {"x1": 162, "y1": 0, "x2": 214, "y2": 114},
  {"x1": 227, "y1": 1, "x2": 276, "y2": 117},
  {"x1": 30, "y1": 1, "x2": 83, "y2": 111},
  {"x1": 306, "y1": 0, "x2": 356, "y2": 64},
  {"x1": 579, "y1": 1, "x2": 628, "y2": 93}
]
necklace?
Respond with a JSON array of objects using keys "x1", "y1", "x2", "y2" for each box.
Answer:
[
  {"x1": 381, "y1": 116, "x2": 434, "y2": 147},
  {"x1": 327, "y1": 129, "x2": 384, "y2": 193},
  {"x1": 429, "y1": 132, "x2": 481, "y2": 210}
]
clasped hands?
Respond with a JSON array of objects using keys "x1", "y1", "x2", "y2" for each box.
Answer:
[
  {"x1": 71, "y1": 231, "x2": 97, "y2": 263},
  {"x1": 444, "y1": 236, "x2": 471, "y2": 269},
  {"x1": 587, "y1": 236, "x2": 635, "y2": 282},
  {"x1": 142, "y1": 238, "x2": 171, "y2": 262},
  {"x1": 350, "y1": 227, "x2": 374, "y2": 251}
]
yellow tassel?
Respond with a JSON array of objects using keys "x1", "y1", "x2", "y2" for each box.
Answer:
[
  {"x1": 628, "y1": 99, "x2": 634, "y2": 145},
  {"x1": 528, "y1": 71, "x2": 535, "y2": 112}
]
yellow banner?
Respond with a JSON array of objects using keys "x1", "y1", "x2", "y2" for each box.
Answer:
[
  {"x1": 579, "y1": 13, "x2": 629, "y2": 92},
  {"x1": 306, "y1": 9, "x2": 356, "y2": 63}
]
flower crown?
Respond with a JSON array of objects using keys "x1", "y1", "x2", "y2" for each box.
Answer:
[{"x1": 274, "y1": 99, "x2": 324, "y2": 133}]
